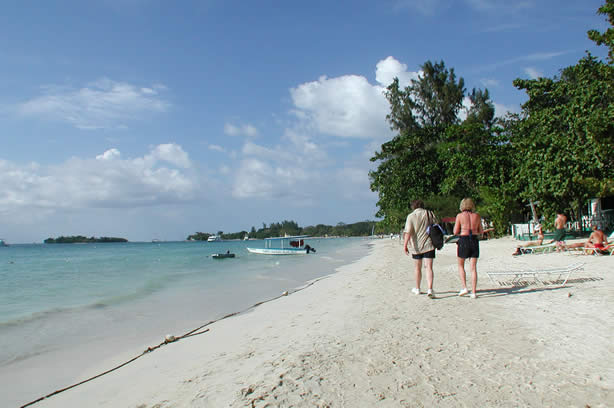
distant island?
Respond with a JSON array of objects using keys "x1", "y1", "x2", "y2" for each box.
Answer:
[
  {"x1": 187, "y1": 220, "x2": 377, "y2": 241},
  {"x1": 44, "y1": 236, "x2": 128, "y2": 244}
]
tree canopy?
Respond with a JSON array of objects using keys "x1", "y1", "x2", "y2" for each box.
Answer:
[{"x1": 369, "y1": 1, "x2": 614, "y2": 234}]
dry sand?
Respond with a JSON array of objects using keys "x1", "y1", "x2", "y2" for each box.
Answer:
[{"x1": 32, "y1": 237, "x2": 613, "y2": 407}]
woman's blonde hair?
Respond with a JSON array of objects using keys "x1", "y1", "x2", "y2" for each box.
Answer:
[{"x1": 459, "y1": 197, "x2": 476, "y2": 212}]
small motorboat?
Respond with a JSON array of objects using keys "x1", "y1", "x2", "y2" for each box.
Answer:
[{"x1": 212, "y1": 252, "x2": 235, "y2": 259}]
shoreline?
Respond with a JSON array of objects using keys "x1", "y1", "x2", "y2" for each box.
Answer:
[
  {"x1": 21, "y1": 237, "x2": 614, "y2": 407},
  {"x1": 3, "y1": 238, "x2": 368, "y2": 407}
]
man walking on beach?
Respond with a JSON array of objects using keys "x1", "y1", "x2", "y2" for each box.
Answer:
[{"x1": 403, "y1": 200, "x2": 436, "y2": 298}]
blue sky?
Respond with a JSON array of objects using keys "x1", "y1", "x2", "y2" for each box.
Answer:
[{"x1": 0, "y1": 0, "x2": 609, "y2": 243}]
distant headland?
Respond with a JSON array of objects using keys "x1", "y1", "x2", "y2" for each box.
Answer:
[{"x1": 44, "y1": 236, "x2": 128, "y2": 244}]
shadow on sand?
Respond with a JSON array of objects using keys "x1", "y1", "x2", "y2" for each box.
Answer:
[{"x1": 429, "y1": 276, "x2": 603, "y2": 299}]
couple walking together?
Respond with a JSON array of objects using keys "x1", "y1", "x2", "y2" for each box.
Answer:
[{"x1": 403, "y1": 198, "x2": 482, "y2": 299}]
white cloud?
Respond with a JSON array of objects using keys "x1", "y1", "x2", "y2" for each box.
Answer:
[
  {"x1": 17, "y1": 78, "x2": 170, "y2": 129},
  {"x1": 494, "y1": 102, "x2": 519, "y2": 118},
  {"x1": 232, "y1": 127, "x2": 331, "y2": 200},
  {"x1": 375, "y1": 56, "x2": 420, "y2": 88},
  {"x1": 289, "y1": 74, "x2": 391, "y2": 140},
  {"x1": 146, "y1": 143, "x2": 191, "y2": 168},
  {"x1": 96, "y1": 148, "x2": 121, "y2": 161},
  {"x1": 459, "y1": 96, "x2": 472, "y2": 121},
  {"x1": 209, "y1": 144, "x2": 225, "y2": 152},
  {"x1": 524, "y1": 67, "x2": 543, "y2": 79},
  {"x1": 224, "y1": 123, "x2": 259, "y2": 137},
  {"x1": 0, "y1": 144, "x2": 197, "y2": 219},
  {"x1": 232, "y1": 157, "x2": 313, "y2": 200}
]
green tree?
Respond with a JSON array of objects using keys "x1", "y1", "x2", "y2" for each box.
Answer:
[
  {"x1": 588, "y1": 0, "x2": 614, "y2": 63},
  {"x1": 369, "y1": 60, "x2": 466, "y2": 228},
  {"x1": 465, "y1": 88, "x2": 495, "y2": 128},
  {"x1": 512, "y1": 54, "x2": 614, "y2": 221}
]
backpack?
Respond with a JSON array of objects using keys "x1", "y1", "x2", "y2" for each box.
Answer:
[{"x1": 426, "y1": 211, "x2": 445, "y2": 250}]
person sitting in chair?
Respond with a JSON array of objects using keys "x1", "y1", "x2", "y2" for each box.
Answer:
[{"x1": 585, "y1": 225, "x2": 608, "y2": 254}]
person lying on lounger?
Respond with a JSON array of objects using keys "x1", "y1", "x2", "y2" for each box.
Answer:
[{"x1": 512, "y1": 224, "x2": 545, "y2": 255}]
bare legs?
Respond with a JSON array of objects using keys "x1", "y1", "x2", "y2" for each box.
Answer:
[
  {"x1": 425, "y1": 258, "x2": 434, "y2": 291},
  {"x1": 458, "y1": 257, "x2": 478, "y2": 295},
  {"x1": 469, "y1": 257, "x2": 478, "y2": 294},
  {"x1": 414, "y1": 258, "x2": 434, "y2": 291}
]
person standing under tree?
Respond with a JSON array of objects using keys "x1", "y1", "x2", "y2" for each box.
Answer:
[
  {"x1": 552, "y1": 212, "x2": 568, "y2": 252},
  {"x1": 403, "y1": 200, "x2": 437, "y2": 298},
  {"x1": 454, "y1": 198, "x2": 483, "y2": 299}
]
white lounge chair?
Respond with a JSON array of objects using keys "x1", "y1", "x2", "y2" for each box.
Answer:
[
  {"x1": 485, "y1": 262, "x2": 584, "y2": 287},
  {"x1": 515, "y1": 243, "x2": 556, "y2": 255},
  {"x1": 584, "y1": 243, "x2": 614, "y2": 256}
]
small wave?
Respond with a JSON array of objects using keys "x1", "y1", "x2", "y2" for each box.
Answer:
[
  {"x1": 0, "y1": 344, "x2": 58, "y2": 367},
  {"x1": 0, "y1": 307, "x2": 72, "y2": 329}
]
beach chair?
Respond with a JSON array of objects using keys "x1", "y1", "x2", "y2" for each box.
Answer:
[
  {"x1": 584, "y1": 243, "x2": 614, "y2": 256},
  {"x1": 516, "y1": 243, "x2": 556, "y2": 255},
  {"x1": 485, "y1": 262, "x2": 584, "y2": 287}
]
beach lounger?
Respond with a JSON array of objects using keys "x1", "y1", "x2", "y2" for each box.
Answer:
[
  {"x1": 584, "y1": 243, "x2": 614, "y2": 256},
  {"x1": 516, "y1": 243, "x2": 556, "y2": 255},
  {"x1": 485, "y1": 262, "x2": 584, "y2": 287}
]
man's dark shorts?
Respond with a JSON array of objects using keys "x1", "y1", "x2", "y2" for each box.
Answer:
[
  {"x1": 553, "y1": 228, "x2": 566, "y2": 242},
  {"x1": 412, "y1": 249, "x2": 436, "y2": 260}
]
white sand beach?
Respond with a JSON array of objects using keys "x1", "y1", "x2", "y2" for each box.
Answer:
[{"x1": 30, "y1": 237, "x2": 613, "y2": 407}]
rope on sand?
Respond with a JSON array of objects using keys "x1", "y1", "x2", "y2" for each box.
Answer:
[{"x1": 20, "y1": 275, "x2": 330, "y2": 408}]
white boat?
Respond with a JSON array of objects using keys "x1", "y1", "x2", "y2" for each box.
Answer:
[
  {"x1": 207, "y1": 235, "x2": 221, "y2": 242},
  {"x1": 247, "y1": 235, "x2": 316, "y2": 255},
  {"x1": 0, "y1": 239, "x2": 7, "y2": 247}
]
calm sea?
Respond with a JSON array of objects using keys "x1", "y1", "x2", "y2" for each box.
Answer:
[{"x1": 0, "y1": 237, "x2": 370, "y2": 406}]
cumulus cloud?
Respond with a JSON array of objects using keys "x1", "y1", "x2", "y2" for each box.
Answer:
[
  {"x1": 231, "y1": 56, "x2": 418, "y2": 201},
  {"x1": 287, "y1": 56, "x2": 420, "y2": 141},
  {"x1": 17, "y1": 78, "x2": 170, "y2": 129},
  {"x1": 232, "y1": 129, "x2": 330, "y2": 200},
  {"x1": 146, "y1": 143, "x2": 191, "y2": 168},
  {"x1": 375, "y1": 56, "x2": 420, "y2": 88},
  {"x1": 289, "y1": 74, "x2": 391, "y2": 140},
  {"x1": 494, "y1": 102, "x2": 519, "y2": 117},
  {"x1": 224, "y1": 123, "x2": 259, "y2": 137},
  {"x1": 0, "y1": 144, "x2": 197, "y2": 218},
  {"x1": 232, "y1": 158, "x2": 311, "y2": 200}
]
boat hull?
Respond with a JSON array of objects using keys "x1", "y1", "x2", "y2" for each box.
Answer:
[
  {"x1": 247, "y1": 247, "x2": 307, "y2": 255},
  {"x1": 212, "y1": 253, "x2": 235, "y2": 259}
]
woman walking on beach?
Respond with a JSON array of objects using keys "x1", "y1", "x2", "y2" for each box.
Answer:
[
  {"x1": 454, "y1": 198, "x2": 483, "y2": 299},
  {"x1": 403, "y1": 199, "x2": 437, "y2": 298}
]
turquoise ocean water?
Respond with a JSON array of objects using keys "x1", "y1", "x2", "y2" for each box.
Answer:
[{"x1": 0, "y1": 237, "x2": 369, "y2": 406}]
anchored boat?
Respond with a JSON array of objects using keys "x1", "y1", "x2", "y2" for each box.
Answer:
[
  {"x1": 212, "y1": 252, "x2": 235, "y2": 259},
  {"x1": 247, "y1": 235, "x2": 316, "y2": 255}
]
